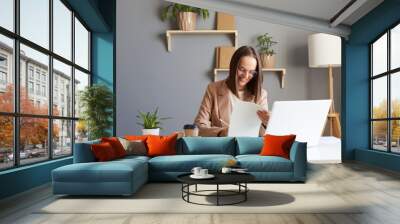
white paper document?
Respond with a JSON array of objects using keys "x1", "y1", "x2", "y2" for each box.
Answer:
[
  {"x1": 266, "y1": 100, "x2": 331, "y2": 146},
  {"x1": 228, "y1": 100, "x2": 263, "y2": 137}
]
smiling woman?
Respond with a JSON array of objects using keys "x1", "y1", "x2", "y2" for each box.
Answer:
[{"x1": 194, "y1": 46, "x2": 269, "y2": 137}]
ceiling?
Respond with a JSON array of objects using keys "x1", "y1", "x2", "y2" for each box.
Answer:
[
  {"x1": 227, "y1": 0, "x2": 352, "y2": 24},
  {"x1": 225, "y1": 0, "x2": 383, "y2": 25},
  {"x1": 168, "y1": 0, "x2": 384, "y2": 37}
]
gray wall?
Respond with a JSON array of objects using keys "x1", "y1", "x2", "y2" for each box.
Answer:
[{"x1": 116, "y1": 0, "x2": 341, "y2": 136}]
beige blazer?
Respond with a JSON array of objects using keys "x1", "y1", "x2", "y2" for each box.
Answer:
[{"x1": 194, "y1": 80, "x2": 268, "y2": 137}]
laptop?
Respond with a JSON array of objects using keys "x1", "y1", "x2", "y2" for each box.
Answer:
[{"x1": 265, "y1": 100, "x2": 331, "y2": 146}]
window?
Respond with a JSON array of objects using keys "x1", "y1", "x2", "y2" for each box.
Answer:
[
  {"x1": 0, "y1": 35, "x2": 13, "y2": 112},
  {"x1": 0, "y1": 116, "x2": 13, "y2": 170},
  {"x1": 28, "y1": 67, "x2": 34, "y2": 80},
  {"x1": 0, "y1": 71, "x2": 6, "y2": 85},
  {"x1": 0, "y1": 0, "x2": 91, "y2": 170},
  {"x1": 371, "y1": 23, "x2": 400, "y2": 154},
  {"x1": 35, "y1": 70, "x2": 41, "y2": 81},
  {"x1": 20, "y1": 0, "x2": 49, "y2": 49},
  {"x1": 42, "y1": 85, "x2": 46, "y2": 97},
  {"x1": 53, "y1": 0, "x2": 72, "y2": 60},
  {"x1": 0, "y1": 55, "x2": 7, "y2": 67},
  {"x1": 0, "y1": 0, "x2": 14, "y2": 32},
  {"x1": 28, "y1": 81, "x2": 34, "y2": 94},
  {"x1": 53, "y1": 120, "x2": 72, "y2": 158},
  {"x1": 53, "y1": 59, "x2": 71, "y2": 117},
  {"x1": 75, "y1": 18, "x2": 89, "y2": 70},
  {"x1": 35, "y1": 84, "x2": 40, "y2": 95},
  {"x1": 0, "y1": 54, "x2": 8, "y2": 89},
  {"x1": 74, "y1": 69, "x2": 89, "y2": 118}
]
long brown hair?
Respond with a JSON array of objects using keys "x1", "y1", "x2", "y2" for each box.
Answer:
[{"x1": 225, "y1": 46, "x2": 263, "y2": 102}]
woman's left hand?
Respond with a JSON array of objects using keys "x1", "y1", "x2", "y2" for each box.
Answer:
[{"x1": 256, "y1": 110, "x2": 270, "y2": 126}]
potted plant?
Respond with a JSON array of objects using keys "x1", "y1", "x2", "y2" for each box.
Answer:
[
  {"x1": 161, "y1": 3, "x2": 209, "y2": 31},
  {"x1": 136, "y1": 107, "x2": 171, "y2": 135},
  {"x1": 256, "y1": 33, "x2": 278, "y2": 68},
  {"x1": 79, "y1": 84, "x2": 114, "y2": 140}
]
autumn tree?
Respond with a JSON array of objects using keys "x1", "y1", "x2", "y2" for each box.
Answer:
[
  {"x1": 0, "y1": 85, "x2": 14, "y2": 149},
  {"x1": 0, "y1": 84, "x2": 60, "y2": 151},
  {"x1": 372, "y1": 99, "x2": 400, "y2": 143}
]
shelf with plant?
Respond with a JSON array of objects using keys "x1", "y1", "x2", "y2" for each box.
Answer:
[
  {"x1": 161, "y1": 3, "x2": 210, "y2": 31},
  {"x1": 257, "y1": 33, "x2": 278, "y2": 69},
  {"x1": 161, "y1": 3, "x2": 237, "y2": 51}
]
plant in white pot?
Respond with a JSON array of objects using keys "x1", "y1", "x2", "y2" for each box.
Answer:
[
  {"x1": 257, "y1": 33, "x2": 278, "y2": 68},
  {"x1": 136, "y1": 107, "x2": 171, "y2": 136},
  {"x1": 161, "y1": 3, "x2": 209, "y2": 31}
]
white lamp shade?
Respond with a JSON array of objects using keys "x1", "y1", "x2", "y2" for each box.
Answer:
[{"x1": 308, "y1": 33, "x2": 341, "y2": 68}]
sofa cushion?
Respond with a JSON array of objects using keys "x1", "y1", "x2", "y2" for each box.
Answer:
[
  {"x1": 53, "y1": 158, "x2": 147, "y2": 183},
  {"x1": 260, "y1": 134, "x2": 296, "y2": 159},
  {"x1": 148, "y1": 154, "x2": 235, "y2": 172},
  {"x1": 178, "y1": 137, "x2": 235, "y2": 155},
  {"x1": 101, "y1": 137, "x2": 127, "y2": 158},
  {"x1": 235, "y1": 137, "x2": 263, "y2": 155},
  {"x1": 91, "y1": 142, "x2": 118, "y2": 161},
  {"x1": 236, "y1": 155, "x2": 293, "y2": 172},
  {"x1": 73, "y1": 139, "x2": 100, "y2": 163},
  {"x1": 118, "y1": 138, "x2": 147, "y2": 156},
  {"x1": 147, "y1": 134, "x2": 178, "y2": 157},
  {"x1": 115, "y1": 155, "x2": 150, "y2": 163},
  {"x1": 124, "y1": 135, "x2": 148, "y2": 142}
]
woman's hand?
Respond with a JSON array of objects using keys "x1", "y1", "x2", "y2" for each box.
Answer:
[{"x1": 256, "y1": 110, "x2": 270, "y2": 126}]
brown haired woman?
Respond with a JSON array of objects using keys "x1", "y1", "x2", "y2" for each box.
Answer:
[{"x1": 194, "y1": 46, "x2": 270, "y2": 137}]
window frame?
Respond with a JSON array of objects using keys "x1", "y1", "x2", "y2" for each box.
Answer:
[
  {"x1": 370, "y1": 20, "x2": 400, "y2": 154},
  {"x1": 0, "y1": 0, "x2": 92, "y2": 171}
]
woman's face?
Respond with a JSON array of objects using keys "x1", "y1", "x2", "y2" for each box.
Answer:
[{"x1": 236, "y1": 56, "x2": 257, "y2": 90}]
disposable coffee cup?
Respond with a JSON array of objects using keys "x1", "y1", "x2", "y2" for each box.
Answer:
[{"x1": 184, "y1": 124, "x2": 199, "y2": 137}]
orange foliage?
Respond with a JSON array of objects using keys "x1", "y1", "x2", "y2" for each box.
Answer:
[{"x1": 0, "y1": 84, "x2": 60, "y2": 149}]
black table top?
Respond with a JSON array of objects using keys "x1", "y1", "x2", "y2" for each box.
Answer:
[{"x1": 177, "y1": 172, "x2": 255, "y2": 185}]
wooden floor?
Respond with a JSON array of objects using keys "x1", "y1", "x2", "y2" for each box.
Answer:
[{"x1": 1, "y1": 162, "x2": 400, "y2": 224}]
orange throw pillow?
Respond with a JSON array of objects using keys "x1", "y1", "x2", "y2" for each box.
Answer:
[
  {"x1": 101, "y1": 137, "x2": 127, "y2": 158},
  {"x1": 260, "y1": 134, "x2": 296, "y2": 159},
  {"x1": 91, "y1": 142, "x2": 117, "y2": 161},
  {"x1": 146, "y1": 134, "x2": 178, "y2": 157},
  {"x1": 124, "y1": 135, "x2": 148, "y2": 142}
]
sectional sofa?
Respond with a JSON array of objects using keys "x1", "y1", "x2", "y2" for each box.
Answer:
[{"x1": 52, "y1": 137, "x2": 307, "y2": 196}]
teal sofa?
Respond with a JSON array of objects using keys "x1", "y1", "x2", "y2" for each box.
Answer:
[{"x1": 52, "y1": 137, "x2": 307, "y2": 196}]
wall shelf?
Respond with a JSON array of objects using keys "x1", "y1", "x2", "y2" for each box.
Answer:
[
  {"x1": 213, "y1": 68, "x2": 286, "y2": 88},
  {"x1": 166, "y1": 30, "x2": 238, "y2": 52}
]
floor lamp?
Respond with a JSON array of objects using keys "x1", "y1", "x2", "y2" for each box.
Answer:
[{"x1": 308, "y1": 33, "x2": 342, "y2": 138}]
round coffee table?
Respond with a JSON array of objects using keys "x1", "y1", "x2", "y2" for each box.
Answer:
[{"x1": 177, "y1": 173, "x2": 255, "y2": 206}]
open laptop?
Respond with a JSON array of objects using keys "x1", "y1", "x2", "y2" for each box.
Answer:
[{"x1": 265, "y1": 100, "x2": 331, "y2": 146}]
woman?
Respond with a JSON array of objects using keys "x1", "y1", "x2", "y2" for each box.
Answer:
[{"x1": 194, "y1": 46, "x2": 270, "y2": 137}]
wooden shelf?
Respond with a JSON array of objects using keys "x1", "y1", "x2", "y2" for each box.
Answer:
[
  {"x1": 166, "y1": 30, "x2": 238, "y2": 52},
  {"x1": 213, "y1": 68, "x2": 286, "y2": 88}
]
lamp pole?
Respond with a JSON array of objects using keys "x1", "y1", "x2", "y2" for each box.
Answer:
[
  {"x1": 328, "y1": 65, "x2": 335, "y2": 113},
  {"x1": 327, "y1": 65, "x2": 341, "y2": 138}
]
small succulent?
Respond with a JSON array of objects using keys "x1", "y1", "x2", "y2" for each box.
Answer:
[{"x1": 136, "y1": 107, "x2": 171, "y2": 129}]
